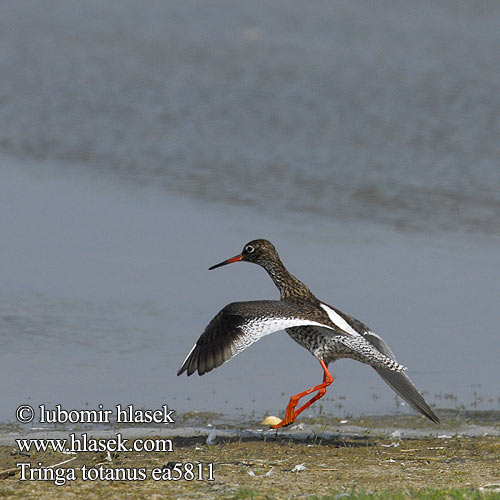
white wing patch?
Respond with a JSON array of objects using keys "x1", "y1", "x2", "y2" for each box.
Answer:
[
  {"x1": 233, "y1": 316, "x2": 331, "y2": 354},
  {"x1": 319, "y1": 303, "x2": 361, "y2": 337}
]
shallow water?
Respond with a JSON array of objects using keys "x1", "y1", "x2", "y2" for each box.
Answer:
[
  {"x1": 1, "y1": 0, "x2": 499, "y2": 234},
  {"x1": 0, "y1": 162, "x2": 498, "y2": 422},
  {"x1": 0, "y1": 0, "x2": 499, "y2": 423}
]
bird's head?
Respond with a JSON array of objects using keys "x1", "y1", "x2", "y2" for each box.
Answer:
[{"x1": 209, "y1": 239, "x2": 279, "y2": 270}]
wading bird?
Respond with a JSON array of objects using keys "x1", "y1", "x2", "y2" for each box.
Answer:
[{"x1": 177, "y1": 239, "x2": 439, "y2": 427}]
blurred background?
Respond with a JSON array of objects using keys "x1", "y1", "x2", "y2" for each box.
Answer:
[{"x1": 1, "y1": 0, "x2": 499, "y2": 423}]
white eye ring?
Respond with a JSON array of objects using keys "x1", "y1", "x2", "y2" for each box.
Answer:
[{"x1": 245, "y1": 245, "x2": 255, "y2": 253}]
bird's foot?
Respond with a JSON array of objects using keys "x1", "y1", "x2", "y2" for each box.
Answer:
[
  {"x1": 271, "y1": 406, "x2": 298, "y2": 429},
  {"x1": 270, "y1": 362, "x2": 334, "y2": 430},
  {"x1": 271, "y1": 418, "x2": 293, "y2": 429}
]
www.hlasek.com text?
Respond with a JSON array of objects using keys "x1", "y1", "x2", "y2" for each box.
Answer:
[{"x1": 17, "y1": 433, "x2": 174, "y2": 454}]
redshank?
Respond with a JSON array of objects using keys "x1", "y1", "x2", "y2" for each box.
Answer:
[{"x1": 177, "y1": 239, "x2": 439, "y2": 427}]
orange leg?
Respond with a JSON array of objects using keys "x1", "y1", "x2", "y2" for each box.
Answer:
[{"x1": 273, "y1": 360, "x2": 334, "y2": 429}]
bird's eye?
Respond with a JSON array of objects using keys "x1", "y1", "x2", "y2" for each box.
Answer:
[{"x1": 245, "y1": 245, "x2": 255, "y2": 254}]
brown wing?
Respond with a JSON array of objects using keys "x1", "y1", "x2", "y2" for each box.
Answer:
[{"x1": 177, "y1": 300, "x2": 333, "y2": 376}]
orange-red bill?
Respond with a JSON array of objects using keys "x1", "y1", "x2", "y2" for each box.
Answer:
[{"x1": 208, "y1": 254, "x2": 243, "y2": 270}]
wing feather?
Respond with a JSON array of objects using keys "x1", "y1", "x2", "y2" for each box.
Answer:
[
  {"x1": 321, "y1": 303, "x2": 439, "y2": 423},
  {"x1": 177, "y1": 300, "x2": 333, "y2": 376}
]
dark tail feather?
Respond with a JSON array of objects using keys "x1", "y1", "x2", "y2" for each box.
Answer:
[{"x1": 374, "y1": 367, "x2": 440, "y2": 424}]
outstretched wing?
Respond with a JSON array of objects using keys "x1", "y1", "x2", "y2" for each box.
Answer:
[
  {"x1": 363, "y1": 331, "x2": 440, "y2": 423},
  {"x1": 177, "y1": 300, "x2": 335, "y2": 376},
  {"x1": 322, "y1": 302, "x2": 439, "y2": 423}
]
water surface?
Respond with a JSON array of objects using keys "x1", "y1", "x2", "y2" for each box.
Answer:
[
  {"x1": 0, "y1": 0, "x2": 499, "y2": 423},
  {"x1": 1, "y1": 163, "x2": 498, "y2": 423}
]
